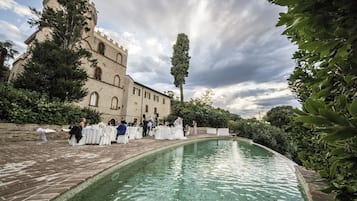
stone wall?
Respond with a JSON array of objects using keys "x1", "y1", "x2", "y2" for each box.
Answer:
[
  {"x1": 0, "y1": 123, "x2": 69, "y2": 143},
  {"x1": 295, "y1": 166, "x2": 336, "y2": 201}
]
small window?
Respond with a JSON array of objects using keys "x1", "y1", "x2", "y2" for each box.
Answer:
[
  {"x1": 98, "y1": 42, "x2": 105, "y2": 55},
  {"x1": 154, "y1": 95, "x2": 159, "y2": 102},
  {"x1": 163, "y1": 98, "x2": 166, "y2": 104},
  {"x1": 133, "y1": 87, "x2": 141, "y2": 96},
  {"x1": 111, "y1": 97, "x2": 118, "y2": 110},
  {"x1": 154, "y1": 107, "x2": 157, "y2": 114},
  {"x1": 116, "y1": 53, "x2": 122, "y2": 64},
  {"x1": 114, "y1": 75, "x2": 120, "y2": 87},
  {"x1": 94, "y1": 67, "x2": 102, "y2": 80},
  {"x1": 145, "y1": 105, "x2": 149, "y2": 113},
  {"x1": 89, "y1": 92, "x2": 99, "y2": 107}
]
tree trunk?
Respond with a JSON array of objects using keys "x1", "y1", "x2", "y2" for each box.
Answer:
[{"x1": 180, "y1": 84, "x2": 184, "y2": 102}]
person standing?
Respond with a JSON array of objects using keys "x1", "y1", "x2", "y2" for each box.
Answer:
[
  {"x1": 142, "y1": 118, "x2": 148, "y2": 137},
  {"x1": 192, "y1": 120, "x2": 197, "y2": 135},
  {"x1": 147, "y1": 120, "x2": 152, "y2": 136}
]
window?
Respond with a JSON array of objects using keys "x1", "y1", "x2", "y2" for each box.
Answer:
[
  {"x1": 114, "y1": 75, "x2": 120, "y2": 87},
  {"x1": 163, "y1": 98, "x2": 166, "y2": 104},
  {"x1": 144, "y1": 91, "x2": 150, "y2": 99},
  {"x1": 89, "y1": 92, "x2": 99, "y2": 107},
  {"x1": 98, "y1": 42, "x2": 105, "y2": 55},
  {"x1": 111, "y1": 97, "x2": 118, "y2": 110},
  {"x1": 116, "y1": 53, "x2": 122, "y2": 64},
  {"x1": 154, "y1": 95, "x2": 159, "y2": 102},
  {"x1": 154, "y1": 107, "x2": 157, "y2": 114},
  {"x1": 94, "y1": 67, "x2": 102, "y2": 80},
  {"x1": 145, "y1": 105, "x2": 149, "y2": 113},
  {"x1": 133, "y1": 87, "x2": 141, "y2": 96}
]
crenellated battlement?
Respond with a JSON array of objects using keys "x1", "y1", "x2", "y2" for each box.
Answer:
[{"x1": 94, "y1": 30, "x2": 128, "y2": 53}]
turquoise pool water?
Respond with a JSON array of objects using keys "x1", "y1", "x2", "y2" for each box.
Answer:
[{"x1": 69, "y1": 140, "x2": 307, "y2": 201}]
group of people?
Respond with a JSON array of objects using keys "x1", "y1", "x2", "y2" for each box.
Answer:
[{"x1": 70, "y1": 117, "x2": 198, "y2": 143}]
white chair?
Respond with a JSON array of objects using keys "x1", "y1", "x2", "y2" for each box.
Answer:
[
  {"x1": 99, "y1": 126, "x2": 112, "y2": 145},
  {"x1": 68, "y1": 134, "x2": 86, "y2": 146},
  {"x1": 117, "y1": 133, "x2": 128, "y2": 144}
]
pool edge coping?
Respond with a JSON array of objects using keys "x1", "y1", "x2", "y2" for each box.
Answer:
[{"x1": 54, "y1": 136, "x2": 329, "y2": 201}]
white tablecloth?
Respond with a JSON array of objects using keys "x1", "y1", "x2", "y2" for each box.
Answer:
[
  {"x1": 126, "y1": 126, "x2": 143, "y2": 140},
  {"x1": 217, "y1": 128, "x2": 229, "y2": 136},
  {"x1": 154, "y1": 126, "x2": 186, "y2": 140},
  {"x1": 82, "y1": 127, "x2": 102, "y2": 144}
]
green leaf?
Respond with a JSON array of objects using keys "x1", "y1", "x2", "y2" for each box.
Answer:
[
  {"x1": 319, "y1": 109, "x2": 349, "y2": 126},
  {"x1": 294, "y1": 109, "x2": 307, "y2": 115},
  {"x1": 295, "y1": 115, "x2": 330, "y2": 125},
  {"x1": 344, "y1": 75, "x2": 357, "y2": 85},
  {"x1": 323, "y1": 127, "x2": 357, "y2": 142},
  {"x1": 303, "y1": 98, "x2": 325, "y2": 115},
  {"x1": 329, "y1": 160, "x2": 339, "y2": 178},
  {"x1": 348, "y1": 100, "x2": 357, "y2": 118}
]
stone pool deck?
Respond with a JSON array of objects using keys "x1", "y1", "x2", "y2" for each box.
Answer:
[
  {"x1": 0, "y1": 135, "x2": 220, "y2": 201},
  {"x1": 0, "y1": 134, "x2": 334, "y2": 201}
]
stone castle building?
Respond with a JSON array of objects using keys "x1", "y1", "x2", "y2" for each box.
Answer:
[{"x1": 9, "y1": 0, "x2": 171, "y2": 124}]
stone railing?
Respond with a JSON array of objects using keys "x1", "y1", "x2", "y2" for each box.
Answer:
[{"x1": 0, "y1": 123, "x2": 69, "y2": 143}]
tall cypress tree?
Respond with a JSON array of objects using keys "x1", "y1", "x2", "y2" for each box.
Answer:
[
  {"x1": 13, "y1": 0, "x2": 94, "y2": 102},
  {"x1": 171, "y1": 33, "x2": 190, "y2": 102}
]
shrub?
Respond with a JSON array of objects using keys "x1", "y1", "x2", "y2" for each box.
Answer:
[
  {"x1": 230, "y1": 118, "x2": 295, "y2": 159},
  {"x1": 0, "y1": 84, "x2": 101, "y2": 125}
]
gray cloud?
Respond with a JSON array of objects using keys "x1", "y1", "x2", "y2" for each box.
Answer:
[
  {"x1": 0, "y1": 0, "x2": 300, "y2": 118},
  {"x1": 92, "y1": 0, "x2": 300, "y2": 118}
]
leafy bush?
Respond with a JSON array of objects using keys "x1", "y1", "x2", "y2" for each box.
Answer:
[
  {"x1": 168, "y1": 100, "x2": 232, "y2": 128},
  {"x1": 0, "y1": 84, "x2": 101, "y2": 125},
  {"x1": 229, "y1": 118, "x2": 295, "y2": 158}
]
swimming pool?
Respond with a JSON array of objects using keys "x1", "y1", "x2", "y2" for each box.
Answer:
[{"x1": 69, "y1": 139, "x2": 307, "y2": 200}]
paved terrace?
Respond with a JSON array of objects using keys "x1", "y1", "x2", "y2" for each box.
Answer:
[
  {"x1": 0, "y1": 135, "x2": 219, "y2": 201},
  {"x1": 0, "y1": 134, "x2": 334, "y2": 201}
]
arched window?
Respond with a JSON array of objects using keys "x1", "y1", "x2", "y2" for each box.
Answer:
[
  {"x1": 98, "y1": 42, "x2": 105, "y2": 55},
  {"x1": 111, "y1": 97, "x2": 118, "y2": 110},
  {"x1": 89, "y1": 92, "x2": 99, "y2": 107},
  {"x1": 94, "y1": 67, "x2": 102, "y2": 80},
  {"x1": 113, "y1": 75, "x2": 120, "y2": 87},
  {"x1": 116, "y1": 53, "x2": 122, "y2": 64}
]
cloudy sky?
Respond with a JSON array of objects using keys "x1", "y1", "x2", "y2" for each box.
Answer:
[{"x1": 0, "y1": 0, "x2": 300, "y2": 118}]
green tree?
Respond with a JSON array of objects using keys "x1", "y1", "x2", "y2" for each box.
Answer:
[
  {"x1": 171, "y1": 33, "x2": 190, "y2": 102},
  {"x1": 266, "y1": 105, "x2": 295, "y2": 129},
  {"x1": 13, "y1": 41, "x2": 88, "y2": 102},
  {"x1": 0, "y1": 40, "x2": 18, "y2": 82},
  {"x1": 13, "y1": 0, "x2": 94, "y2": 102},
  {"x1": 269, "y1": 0, "x2": 357, "y2": 199}
]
